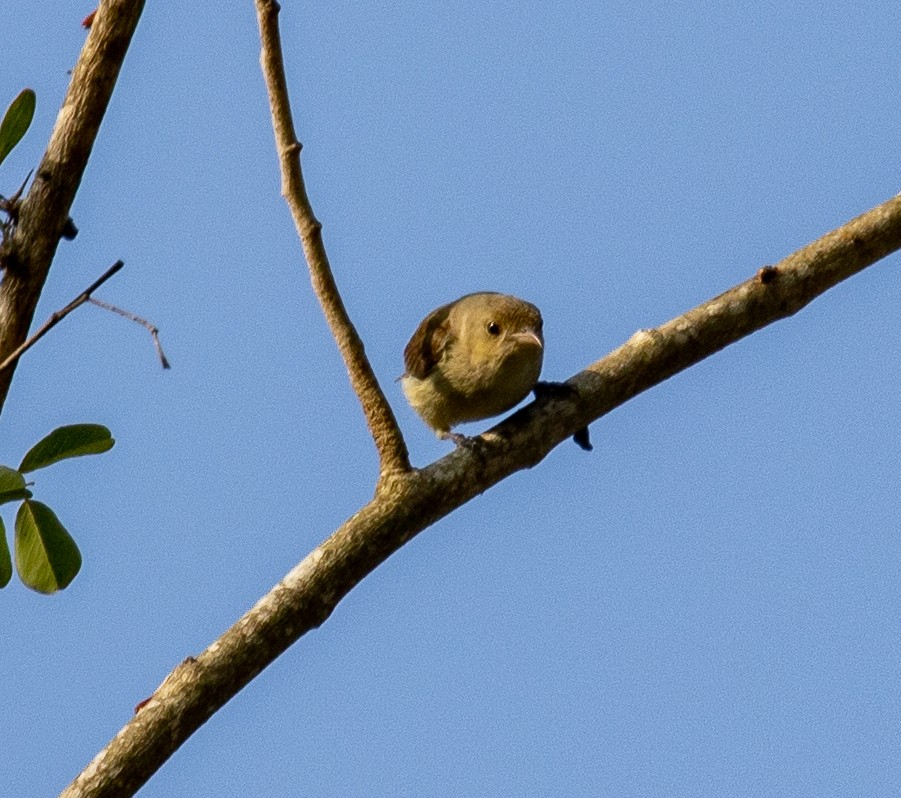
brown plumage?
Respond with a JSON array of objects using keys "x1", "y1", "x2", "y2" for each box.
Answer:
[{"x1": 401, "y1": 292, "x2": 544, "y2": 441}]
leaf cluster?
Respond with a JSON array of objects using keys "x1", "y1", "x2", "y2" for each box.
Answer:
[{"x1": 0, "y1": 424, "x2": 114, "y2": 593}]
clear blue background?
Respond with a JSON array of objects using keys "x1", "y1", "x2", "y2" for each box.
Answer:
[{"x1": 3, "y1": 2, "x2": 900, "y2": 795}]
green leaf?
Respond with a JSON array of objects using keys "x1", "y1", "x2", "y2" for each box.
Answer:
[
  {"x1": 15, "y1": 500, "x2": 81, "y2": 593},
  {"x1": 0, "y1": 465, "x2": 25, "y2": 493},
  {"x1": 19, "y1": 424, "x2": 114, "y2": 473},
  {"x1": 0, "y1": 465, "x2": 29, "y2": 505},
  {"x1": 0, "y1": 89, "x2": 36, "y2": 167},
  {"x1": 0, "y1": 518, "x2": 11, "y2": 588},
  {"x1": 0, "y1": 488, "x2": 32, "y2": 505}
]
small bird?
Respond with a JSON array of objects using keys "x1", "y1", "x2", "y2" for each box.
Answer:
[{"x1": 401, "y1": 292, "x2": 544, "y2": 443}]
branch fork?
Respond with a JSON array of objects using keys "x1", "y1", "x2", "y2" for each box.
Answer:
[{"x1": 43, "y1": 2, "x2": 901, "y2": 796}]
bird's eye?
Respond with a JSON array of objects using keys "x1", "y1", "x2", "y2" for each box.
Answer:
[{"x1": 486, "y1": 321, "x2": 501, "y2": 336}]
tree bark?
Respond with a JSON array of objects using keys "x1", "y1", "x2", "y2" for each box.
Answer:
[{"x1": 0, "y1": 0, "x2": 145, "y2": 412}]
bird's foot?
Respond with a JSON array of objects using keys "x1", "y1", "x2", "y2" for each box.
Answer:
[
  {"x1": 442, "y1": 431, "x2": 480, "y2": 449},
  {"x1": 532, "y1": 381, "x2": 593, "y2": 452}
]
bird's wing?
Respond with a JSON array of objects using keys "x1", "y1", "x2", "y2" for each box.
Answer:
[{"x1": 403, "y1": 301, "x2": 453, "y2": 379}]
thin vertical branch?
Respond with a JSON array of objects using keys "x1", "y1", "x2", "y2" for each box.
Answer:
[{"x1": 254, "y1": 0, "x2": 410, "y2": 478}]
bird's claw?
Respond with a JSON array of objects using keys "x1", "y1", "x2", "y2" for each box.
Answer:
[{"x1": 533, "y1": 381, "x2": 593, "y2": 451}]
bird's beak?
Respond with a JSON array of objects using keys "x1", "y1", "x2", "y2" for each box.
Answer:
[{"x1": 512, "y1": 331, "x2": 543, "y2": 349}]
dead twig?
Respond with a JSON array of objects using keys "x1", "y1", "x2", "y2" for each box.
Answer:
[
  {"x1": 88, "y1": 297, "x2": 170, "y2": 369},
  {"x1": 0, "y1": 260, "x2": 123, "y2": 373},
  {"x1": 0, "y1": 170, "x2": 33, "y2": 227}
]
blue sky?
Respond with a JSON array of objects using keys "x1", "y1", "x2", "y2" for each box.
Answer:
[{"x1": 3, "y1": 2, "x2": 900, "y2": 795}]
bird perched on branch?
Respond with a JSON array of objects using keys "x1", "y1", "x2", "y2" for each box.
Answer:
[{"x1": 401, "y1": 292, "x2": 544, "y2": 444}]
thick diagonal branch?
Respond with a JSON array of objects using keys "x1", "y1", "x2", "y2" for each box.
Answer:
[
  {"x1": 0, "y1": 0, "x2": 145, "y2": 414},
  {"x1": 255, "y1": 0, "x2": 410, "y2": 477},
  {"x1": 60, "y1": 193, "x2": 901, "y2": 798}
]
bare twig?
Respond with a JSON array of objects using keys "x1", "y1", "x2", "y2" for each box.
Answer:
[
  {"x1": 0, "y1": 170, "x2": 33, "y2": 222},
  {"x1": 0, "y1": 260, "x2": 123, "y2": 373},
  {"x1": 88, "y1": 297, "x2": 170, "y2": 369},
  {"x1": 0, "y1": 0, "x2": 145, "y2": 414},
  {"x1": 60, "y1": 192, "x2": 901, "y2": 798},
  {"x1": 254, "y1": 0, "x2": 411, "y2": 479}
]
